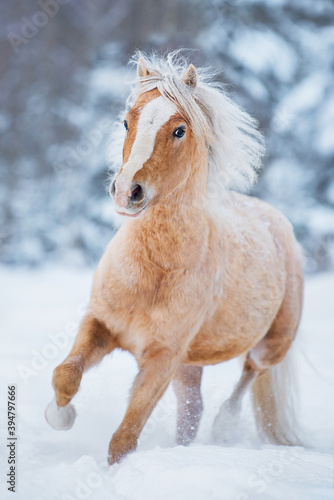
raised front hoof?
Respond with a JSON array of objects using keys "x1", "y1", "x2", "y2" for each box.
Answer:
[
  {"x1": 52, "y1": 361, "x2": 82, "y2": 403},
  {"x1": 45, "y1": 399, "x2": 77, "y2": 431}
]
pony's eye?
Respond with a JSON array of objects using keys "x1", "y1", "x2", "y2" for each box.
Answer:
[
  {"x1": 173, "y1": 127, "x2": 186, "y2": 139},
  {"x1": 123, "y1": 120, "x2": 128, "y2": 131}
]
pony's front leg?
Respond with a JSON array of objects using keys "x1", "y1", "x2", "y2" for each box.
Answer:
[
  {"x1": 45, "y1": 313, "x2": 117, "y2": 430},
  {"x1": 108, "y1": 346, "x2": 179, "y2": 465}
]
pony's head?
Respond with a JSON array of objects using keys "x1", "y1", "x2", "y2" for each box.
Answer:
[
  {"x1": 109, "y1": 59, "x2": 200, "y2": 218},
  {"x1": 108, "y1": 52, "x2": 265, "y2": 218}
]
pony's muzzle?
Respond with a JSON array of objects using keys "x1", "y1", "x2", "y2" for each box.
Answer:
[{"x1": 110, "y1": 178, "x2": 147, "y2": 216}]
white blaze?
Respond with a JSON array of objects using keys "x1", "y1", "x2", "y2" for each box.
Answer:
[{"x1": 117, "y1": 96, "x2": 177, "y2": 190}]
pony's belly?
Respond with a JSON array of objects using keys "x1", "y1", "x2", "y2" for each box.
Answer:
[
  {"x1": 183, "y1": 297, "x2": 279, "y2": 366},
  {"x1": 183, "y1": 333, "x2": 253, "y2": 366}
]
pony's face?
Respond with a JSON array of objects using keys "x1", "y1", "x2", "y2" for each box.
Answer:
[{"x1": 110, "y1": 89, "x2": 197, "y2": 218}]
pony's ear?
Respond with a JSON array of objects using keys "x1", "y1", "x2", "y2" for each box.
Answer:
[
  {"x1": 182, "y1": 64, "x2": 198, "y2": 89},
  {"x1": 137, "y1": 57, "x2": 151, "y2": 79}
]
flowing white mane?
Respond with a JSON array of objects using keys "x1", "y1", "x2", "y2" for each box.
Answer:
[{"x1": 107, "y1": 51, "x2": 265, "y2": 195}]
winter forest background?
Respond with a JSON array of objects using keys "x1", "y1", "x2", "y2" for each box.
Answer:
[{"x1": 1, "y1": 0, "x2": 334, "y2": 271}]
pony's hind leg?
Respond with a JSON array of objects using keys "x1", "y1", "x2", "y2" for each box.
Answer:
[
  {"x1": 212, "y1": 359, "x2": 258, "y2": 444},
  {"x1": 212, "y1": 329, "x2": 295, "y2": 445},
  {"x1": 45, "y1": 313, "x2": 117, "y2": 430},
  {"x1": 213, "y1": 254, "x2": 303, "y2": 446},
  {"x1": 172, "y1": 365, "x2": 203, "y2": 445},
  {"x1": 213, "y1": 286, "x2": 302, "y2": 445}
]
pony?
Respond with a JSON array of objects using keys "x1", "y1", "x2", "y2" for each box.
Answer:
[{"x1": 45, "y1": 52, "x2": 304, "y2": 465}]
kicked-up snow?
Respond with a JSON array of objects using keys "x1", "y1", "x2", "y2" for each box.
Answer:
[{"x1": 0, "y1": 266, "x2": 333, "y2": 499}]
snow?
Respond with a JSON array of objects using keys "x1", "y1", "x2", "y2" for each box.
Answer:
[
  {"x1": 45, "y1": 399, "x2": 77, "y2": 431},
  {"x1": 275, "y1": 72, "x2": 327, "y2": 129},
  {"x1": 90, "y1": 67, "x2": 129, "y2": 99},
  {"x1": 316, "y1": 96, "x2": 334, "y2": 156},
  {"x1": 0, "y1": 266, "x2": 333, "y2": 499},
  {"x1": 230, "y1": 30, "x2": 297, "y2": 82},
  {"x1": 260, "y1": 159, "x2": 311, "y2": 202}
]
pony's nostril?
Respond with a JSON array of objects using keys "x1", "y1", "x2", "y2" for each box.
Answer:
[
  {"x1": 110, "y1": 179, "x2": 116, "y2": 196},
  {"x1": 130, "y1": 184, "x2": 144, "y2": 203}
]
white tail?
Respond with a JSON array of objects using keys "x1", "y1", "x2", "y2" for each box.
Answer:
[{"x1": 251, "y1": 345, "x2": 303, "y2": 446}]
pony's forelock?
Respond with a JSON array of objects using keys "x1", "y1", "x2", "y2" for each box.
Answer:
[{"x1": 107, "y1": 51, "x2": 265, "y2": 194}]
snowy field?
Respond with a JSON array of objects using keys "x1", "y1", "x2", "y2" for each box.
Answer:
[{"x1": 0, "y1": 266, "x2": 333, "y2": 500}]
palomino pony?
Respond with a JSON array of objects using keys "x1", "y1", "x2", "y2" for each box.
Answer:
[{"x1": 45, "y1": 53, "x2": 304, "y2": 465}]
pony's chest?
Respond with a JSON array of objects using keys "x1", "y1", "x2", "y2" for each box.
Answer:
[{"x1": 91, "y1": 256, "x2": 215, "y2": 355}]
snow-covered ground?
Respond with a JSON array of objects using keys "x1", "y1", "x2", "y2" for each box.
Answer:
[{"x1": 0, "y1": 266, "x2": 333, "y2": 500}]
